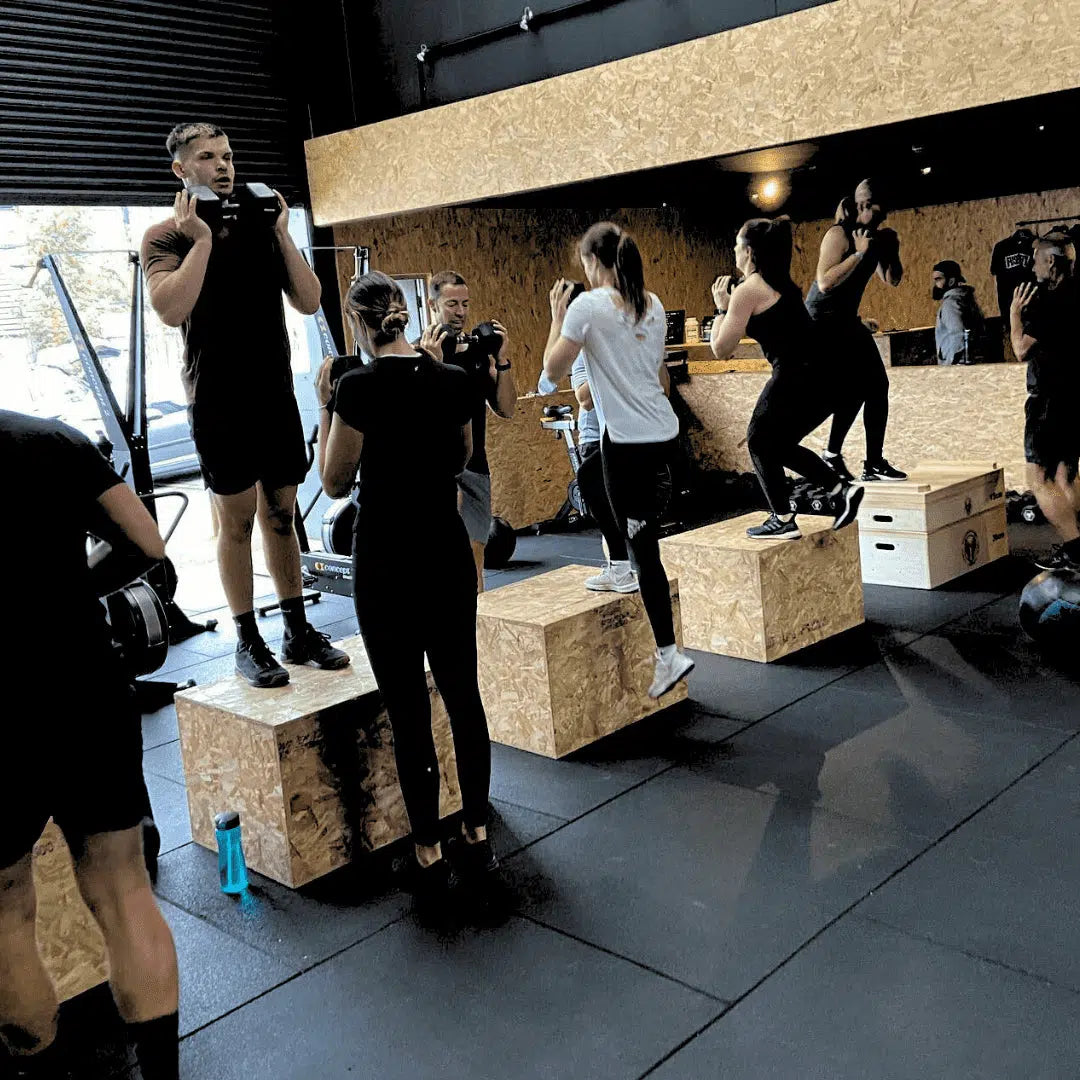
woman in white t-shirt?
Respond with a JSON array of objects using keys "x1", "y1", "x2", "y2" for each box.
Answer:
[{"x1": 542, "y1": 221, "x2": 694, "y2": 700}]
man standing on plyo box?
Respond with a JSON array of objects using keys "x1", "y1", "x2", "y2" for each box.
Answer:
[
  {"x1": 1011, "y1": 237, "x2": 1080, "y2": 572},
  {"x1": 141, "y1": 122, "x2": 349, "y2": 688}
]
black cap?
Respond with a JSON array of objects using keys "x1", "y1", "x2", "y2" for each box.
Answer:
[
  {"x1": 933, "y1": 260, "x2": 964, "y2": 282},
  {"x1": 214, "y1": 810, "x2": 240, "y2": 830}
]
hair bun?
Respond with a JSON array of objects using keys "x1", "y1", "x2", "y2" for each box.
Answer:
[{"x1": 380, "y1": 308, "x2": 409, "y2": 333}]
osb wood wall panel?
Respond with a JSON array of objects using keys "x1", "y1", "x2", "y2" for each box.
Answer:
[
  {"x1": 680, "y1": 364, "x2": 1029, "y2": 492},
  {"x1": 791, "y1": 187, "x2": 1080, "y2": 331},
  {"x1": 333, "y1": 206, "x2": 734, "y2": 392},
  {"x1": 306, "y1": 0, "x2": 1080, "y2": 224}
]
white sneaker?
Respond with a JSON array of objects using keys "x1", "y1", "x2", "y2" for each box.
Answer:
[
  {"x1": 585, "y1": 562, "x2": 640, "y2": 593},
  {"x1": 648, "y1": 648, "x2": 695, "y2": 699}
]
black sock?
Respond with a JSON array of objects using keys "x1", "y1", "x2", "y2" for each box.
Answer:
[
  {"x1": 128, "y1": 1012, "x2": 179, "y2": 1080},
  {"x1": 279, "y1": 595, "x2": 308, "y2": 638},
  {"x1": 1063, "y1": 537, "x2": 1080, "y2": 557},
  {"x1": 233, "y1": 610, "x2": 260, "y2": 646}
]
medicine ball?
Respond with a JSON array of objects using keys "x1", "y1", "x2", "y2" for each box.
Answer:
[
  {"x1": 484, "y1": 516, "x2": 516, "y2": 569},
  {"x1": 321, "y1": 497, "x2": 357, "y2": 557},
  {"x1": 1018, "y1": 569, "x2": 1080, "y2": 646}
]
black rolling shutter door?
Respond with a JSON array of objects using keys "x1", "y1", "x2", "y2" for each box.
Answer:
[{"x1": 0, "y1": 0, "x2": 304, "y2": 205}]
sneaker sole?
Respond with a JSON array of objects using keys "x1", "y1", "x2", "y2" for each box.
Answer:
[
  {"x1": 746, "y1": 531, "x2": 802, "y2": 541},
  {"x1": 585, "y1": 581, "x2": 640, "y2": 593},
  {"x1": 282, "y1": 653, "x2": 352, "y2": 670},
  {"x1": 834, "y1": 484, "x2": 866, "y2": 530},
  {"x1": 649, "y1": 658, "x2": 696, "y2": 699}
]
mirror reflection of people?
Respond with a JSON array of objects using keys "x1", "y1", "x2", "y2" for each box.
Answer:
[
  {"x1": 141, "y1": 121, "x2": 348, "y2": 688},
  {"x1": 426, "y1": 271, "x2": 516, "y2": 593},
  {"x1": 1, "y1": 410, "x2": 180, "y2": 1079},
  {"x1": 709, "y1": 217, "x2": 864, "y2": 538},
  {"x1": 1010, "y1": 239, "x2": 1080, "y2": 572},
  {"x1": 316, "y1": 273, "x2": 496, "y2": 921},
  {"x1": 932, "y1": 260, "x2": 984, "y2": 365},
  {"x1": 805, "y1": 180, "x2": 907, "y2": 483},
  {"x1": 543, "y1": 222, "x2": 694, "y2": 699}
]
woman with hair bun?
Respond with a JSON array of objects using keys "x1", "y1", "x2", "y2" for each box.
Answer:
[
  {"x1": 315, "y1": 271, "x2": 495, "y2": 921},
  {"x1": 709, "y1": 216, "x2": 865, "y2": 538},
  {"x1": 543, "y1": 222, "x2": 695, "y2": 701}
]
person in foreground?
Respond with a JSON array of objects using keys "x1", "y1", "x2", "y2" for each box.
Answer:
[
  {"x1": 316, "y1": 272, "x2": 496, "y2": 922},
  {"x1": 1, "y1": 410, "x2": 179, "y2": 1079}
]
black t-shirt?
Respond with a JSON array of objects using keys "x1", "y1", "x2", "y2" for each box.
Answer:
[
  {"x1": 141, "y1": 220, "x2": 292, "y2": 409},
  {"x1": 2, "y1": 411, "x2": 124, "y2": 641},
  {"x1": 331, "y1": 353, "x2": 473, "y2": 532},
  {"x1": 442, "y1": 341, "x2": 497, "y2": 475},
  {"x1": 990, "y1": 231, "x2": 1035, "y2": 319},
  {"x1": 1021, "y1": 282, "x2": 1079, "y2": 398}
]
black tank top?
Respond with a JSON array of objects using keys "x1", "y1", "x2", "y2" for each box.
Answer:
[
  {"x1": 804, "y1": 226, "x2": 879, "y2": 322},
  {"x1": 746, "y1": 286, "x2": 820, "y2": 373}
]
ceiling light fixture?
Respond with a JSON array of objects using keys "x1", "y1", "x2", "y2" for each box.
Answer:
[{"x1": 921, "y1": 166, "x2": 932, "y2": 175}]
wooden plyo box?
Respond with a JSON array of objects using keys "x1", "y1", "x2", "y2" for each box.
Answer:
[
  {"x1": 476, "y1": 564, "x2": 686, "y2": 759},
  {"x1": 175, "y1": 636, "x2": 461, "y2": 889},
  {"x1": 857, "y1": 462, "x2": 1009, "y2": 589},
  {"x1": 33, "y1": 821, "x2": 108, "y2": 1002},
  {"x1": 659, "y1": 514, "x2": 864, "y2": 663}
]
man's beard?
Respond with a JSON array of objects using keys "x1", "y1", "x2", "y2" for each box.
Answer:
[{"x1": 932, "y1": 286, "x2": 946, "y2": 301}]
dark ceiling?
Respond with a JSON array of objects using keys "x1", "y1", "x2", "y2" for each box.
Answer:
[{"x1": 473, "y1": 88, "x2": 1080, "y2": 223}]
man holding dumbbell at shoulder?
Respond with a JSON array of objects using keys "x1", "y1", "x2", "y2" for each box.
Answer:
[
  {"x1": 427, "y1": 271, "x2": 517, "y2": 592},
  {"x1": 141, "y1": 121, "x2": 348, "y2": 688}
]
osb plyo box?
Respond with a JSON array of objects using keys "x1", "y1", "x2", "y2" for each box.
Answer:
[
  {"x1": 176, "y1": 636, "x2": 461, "y2": 888},
  {"x1": 476, "y1": 564, "x2": 686, "y2": 759},
  {"x1": 33, "y1": 820, "x2": 108, "y2": 1002},
  {"x1": 659, "y1": 513, "x2": 864, "y2": 662},
  {"x1": 857, "y1": 462, "x2": 1009, "y2": 588}
]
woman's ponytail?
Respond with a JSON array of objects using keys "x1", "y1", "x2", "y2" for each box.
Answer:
[{"x1": 580, "y1": 221, "x2": 649, "y2": 322}]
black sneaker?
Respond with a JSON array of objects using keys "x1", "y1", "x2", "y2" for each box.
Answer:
[
  {"x1": 453, "y1": 835, "x2": 500, "y2": 879},
  {"x1": 281, "y1": 625, "x2": 351, "y2": 670},
  {"x1": 821, "y1": 451, "x2": 854, "y2": 483},
  {"x1": 411, "y1": 857, "x2": 460, "y2": 927},
  {"x1": 862, "y1": 458, "x2": 908, "y2": 482},
  {"x1": 746, "y1": 514, "x2": 801, "y2": 540},
  {"x1": 832, "y1": 483, "x2": 865, "y2": 530},
  {"x1": 235, "y1": 638, "x2": 289, "y2": 688},
  {"x1": 1034, "y1": 545, "x2": 1080, "y2": 573}
]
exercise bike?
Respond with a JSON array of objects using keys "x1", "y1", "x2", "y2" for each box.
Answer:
[{"x1": 533, "y1": 403, "x2": 588, "y2": 534}]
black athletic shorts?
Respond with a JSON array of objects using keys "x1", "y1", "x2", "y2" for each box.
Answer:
[
  {"x1": 2, "y1": 651, "x2": 146, "y2": 868},
  {"x1": 189, "y1": 393, "x2": 308, "y2": 496},
  {"x1": 1024, "y1": 394, "x2": 1080, "y2": 482}
]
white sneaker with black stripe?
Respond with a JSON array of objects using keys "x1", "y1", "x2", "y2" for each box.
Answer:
[{"x1": 585, "y1": 561, "x2": 640, "y2": 593}]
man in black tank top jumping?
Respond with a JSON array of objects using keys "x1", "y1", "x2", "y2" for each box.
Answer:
[{"x1": 805, "y1": 179, "x2": 907, "y2": 483}]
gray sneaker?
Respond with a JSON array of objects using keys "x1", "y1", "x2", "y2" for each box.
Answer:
[
  {"x1": 585, "y1": 563, "x2": 640, "y2": 593},
  {"x1": 648, "y1": 649, "x2": 695, "y2": 699}
]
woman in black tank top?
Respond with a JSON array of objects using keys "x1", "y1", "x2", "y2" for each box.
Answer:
[
  {"x1": 709, "y1": 217, "x2": 864, "y2": 540},
  {"x1": 805, "y1": 181, "x2": 907, "y2": 483}
]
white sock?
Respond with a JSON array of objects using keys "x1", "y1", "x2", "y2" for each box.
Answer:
[
  {"x1": 659, "y1": 643, "x2": 678, "y2": 662},
  {"x1": 612, "y1": 559, "x2": 632, "y2": 575},
  {"x1": 822, "y1": 450, "x2": 839, "y2": 459},
  {"x1": 778, "y1": 513, "x2": 795, "y2": 523},
  {"x1": 829, "y1": 483, "x2": 843, "y2": 496}
]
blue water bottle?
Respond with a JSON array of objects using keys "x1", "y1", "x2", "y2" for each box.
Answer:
[{"x1": 214, "y1": 811, "x2": 249, "y2": 894}]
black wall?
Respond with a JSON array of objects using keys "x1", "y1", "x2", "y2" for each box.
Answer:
[{"x1": 296, "y1": 0, "x2": 833, "y2": 134}]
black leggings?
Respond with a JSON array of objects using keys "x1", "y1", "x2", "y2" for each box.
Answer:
[
  {"x1": 353, "y1": 526, "x2": 490, "y2": 848},
  {"x1": 601, "y1": 433, "x2": 677, "y2": 649},
  {"x1": 823, "y1": 319, "x2": 890, "y2": 463},
  {"x1": 747, "y1": 370, "x2": 840, "y2": 513},
  {"x1": 576, "y1": 441, "x2": 629, "y2": 562}
]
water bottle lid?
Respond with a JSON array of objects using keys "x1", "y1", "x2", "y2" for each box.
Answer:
[{"x1": 214, "y1": 810, "x2": 240, "y2": 830}]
